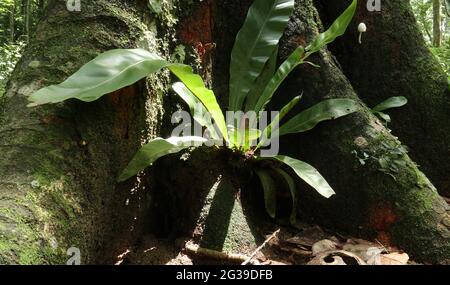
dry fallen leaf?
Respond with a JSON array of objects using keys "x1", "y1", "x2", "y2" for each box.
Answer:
[
  {"x1": 343, "y1": 238, "x2": 385, "y2": 262},
  {"x1": 312, "y1": 239, "x2": 338, "y2": 255},
  {"x1": 379, "y1": 252, "x2": 409, "y2": 265},
  {"x1": 309, "y1": 256, "x2": 347, "y2": 265},
  {"x1": 307, "y1": 250, "x2": 366, "y2": 265},
  {"x1": 286, "y1": 225, "x2": 327, "y2": 248}
]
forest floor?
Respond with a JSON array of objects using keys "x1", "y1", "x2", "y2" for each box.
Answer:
[{"x1": 114, "y1": 221, "x2": 414, "y2": 265}]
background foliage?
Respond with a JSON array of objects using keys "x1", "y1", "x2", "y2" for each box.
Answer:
[
  {"x1": 0, "y1": 0, "x2": 47, "y2": 96},
  {"x1": 0, "y1": 41, "x2": 25, "y2": 95},
  {"x1": 411, "y1": 0, "x2": 450, "y2": 74}
]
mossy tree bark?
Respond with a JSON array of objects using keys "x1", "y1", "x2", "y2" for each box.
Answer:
[
  {"x1": 0, "y1": 0, "x2": 169, "y2": 264},
  {"x1": 0, "y1": 0, "x2": 262, "y2": 264},
  {"x1": 273, "y1": 0, "x2": 450, "y2": 264},
  {"x1": 321, "y1": 0, "x2": 450, "y2": 196}
]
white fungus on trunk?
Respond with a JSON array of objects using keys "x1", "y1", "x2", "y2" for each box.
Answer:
[{"x1": 358, "y1": 22, "x2": 367, "y2": 44}]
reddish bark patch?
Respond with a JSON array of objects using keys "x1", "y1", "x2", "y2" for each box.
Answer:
[
  {"x1": 40, "y1": 115, "x2": 66, "y2": 125},
  {"x1": 369, "y1": 203, "x2": 398, "y2": 245},
  {"x1": 178, "y1": 0, "x2": 214, "y2": 62},
  {"x1": 292, "y1": 35, "x2": 307, "y2": 48},
  {"x1": 39, "y1": 115, "x2": 75, "y2": 149},
  {"x1": 108, "y1": 84, "x2": 138, "y2": 139},
  {"x1": 375, "y1": 231, "x2": 391, "y2": 246}
]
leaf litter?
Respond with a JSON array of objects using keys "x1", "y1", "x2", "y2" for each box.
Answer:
[{"x1": 115, "y1": 222, "x2": 412, "y2": 265}]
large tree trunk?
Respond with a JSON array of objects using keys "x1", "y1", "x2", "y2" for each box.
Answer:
[
  {"x1": 272, "y1": 0, "x2": 450, "y2": 264},
  {"x1": 24, "y1": 0, "x2": 30, "y2": 43},
  {"x1": 9, "y1": 2, "x2": 15, "y2": 43},
  {"x1": 433, "y1": 0, "x2": 442, "y2": 47},
  {"x1": 322, "y1": 0, "x2": 450, "y2": 196},
  {"x1": 0, "y1": 0, "x2": 166, "y2": 264}
]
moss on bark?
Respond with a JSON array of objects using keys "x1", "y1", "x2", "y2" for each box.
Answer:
[
  {"x1": 198, "y1": 178, "x2": 259, "y2": 254},
  {"x1": 148, "y1": 147, "x2": 262, "y2": 255}
]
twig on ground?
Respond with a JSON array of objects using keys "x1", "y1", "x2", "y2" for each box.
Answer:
[
  {"x1": 375, "y1": 239, "x2": 390, "y2": 253},
  {"x1": 184, "y1": 242, "x2": 259, "y2": 265},
  {"x1": 242, "y1": 229, "x2": 280, "y2": 265}
]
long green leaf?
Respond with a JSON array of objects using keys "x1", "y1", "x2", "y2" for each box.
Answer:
[
  {"x1": 229, "y1": 0, "x2": 295, "y2": 111},
  {"x1": 28, "y1": 48, "x2": 229, "y2": 141},
  {"x1": 278, "y1": 99, "x2": 359, "y2": 136},
  {"x1": 249, "y1": 0, "x2": 357, "y2": 113},
  {"x1": 373, "y1": 111, "x2": 391, "y2": 123},
  {"x1": 227, "y1": 125, "x2": 261, "y2": 150},
  {"x1": 172, "y1": 82, "x2": 220, "y2": 140},
  {"x1": 273, "y1": 168, "x2": 297, "y2": 224},
  {"x1": 118, "y1": 136, "x2": 207, "y2": 182},
  {"x1": 372, "y1": 96, "x2": 408, "y2": 112},
  {"x1": 272, "y1": 155, "x2": 335, "y2": 198},
  {"x1": 257, "y1": 95, "x2": 301, "y2": 148},
  {"x1": 243, "y1": 128, "x2": 262, "y2": 151},
  {"x1": 244, "y1": 47, "x2": 279, "y2": 112},
  {"x1": 169, "y1": 65, "x2": 228, "y2": 142},
  {"x1": 306, "y1": 0, "x2": 357, "y2": 54},
  {"x1": 227, "y1": 125, "x2": 239, "y2": 149},
  {"x1": 28, "y1": 49, "x2": 171, "y2": 106},
  {"x1": 255, "y1": 169, "x2": 277, "y2": 218},
  {"x1": 253, "y1": 46, "x2": 305, "y2": 114}
]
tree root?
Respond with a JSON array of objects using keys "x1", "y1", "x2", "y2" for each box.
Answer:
[
  {"x1": 183, "y1": 242, "x2": 260, "y2": 265},
  {"x1": 242, "y1": 229, "x2": 280, "y2": 265}
]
